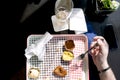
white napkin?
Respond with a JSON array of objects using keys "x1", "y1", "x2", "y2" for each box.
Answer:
[
  {"x1": 69, "y1": 8, "x2": 87, "y2": 34},
  {"x1": 51, "y1": 8, "x2": 88, "y2": 34},
  {"x1": 25, "y1": 32, "x2": 53, "y2": 61}
]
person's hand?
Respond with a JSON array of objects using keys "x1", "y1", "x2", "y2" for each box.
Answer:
[{"x1": 90, "y1": 36, "x2": 109, "y2": 71}]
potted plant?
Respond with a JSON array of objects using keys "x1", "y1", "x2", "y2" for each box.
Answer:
[{"x1": 95, "y1": 0, "x2": 120, "y2": 15}]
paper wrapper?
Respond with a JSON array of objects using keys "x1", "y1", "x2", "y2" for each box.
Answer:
[{"x1": 25, "y1": 32, "x2": 53, "y2": 61}]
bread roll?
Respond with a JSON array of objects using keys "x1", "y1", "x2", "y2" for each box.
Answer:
[{"x1": 28, "y1": 68, "x2": 40, "y2": 79}]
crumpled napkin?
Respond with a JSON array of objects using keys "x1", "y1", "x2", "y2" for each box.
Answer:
[{"x1": 25, "y1": 32, "x2": 53, "y2": 61}]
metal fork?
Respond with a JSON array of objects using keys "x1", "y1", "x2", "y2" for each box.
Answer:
[{"x1": 74, "y1": 42, "x2": 99, "y2": 60}]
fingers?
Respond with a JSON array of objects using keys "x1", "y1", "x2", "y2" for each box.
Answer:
[
  {"x1": 96, "y1": 36, "x2": 109, "y2": 50},
  {"x1": 93, "y1": 36, "x2": 108, "y2": 46},
  {"x1": 91, "y1": 36, "x2": 105, "y2": 47},
  {"x1": 90, "y1": 42, "x2": 100, "y2": 56},
  {"x1": 92, "y1": 36, "x2": 108, "y2": 47},
  {"x1": 93, "y1": 36, "x2": 104, "y2": 41},
  {"x1": 90, "y1": 36, "x2": 109, "y2": 56},
  {"x1": 90, "y1": 36, "x2": 106, "y2": 56}
]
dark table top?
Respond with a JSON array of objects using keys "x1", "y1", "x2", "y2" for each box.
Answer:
[{"x1": 2, "y1": 0, "x2": 100, "y2": 80}]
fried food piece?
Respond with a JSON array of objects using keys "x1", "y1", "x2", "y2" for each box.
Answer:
[
  {"x1": 65, "y1": 40, "x2": 75, "y2": 51},
  {"x1": 53, "y1": 65, "x2": 67, "y2": 77},
  {"x1": 62, "y1": 51, "x2": 74, "y2": 61}
]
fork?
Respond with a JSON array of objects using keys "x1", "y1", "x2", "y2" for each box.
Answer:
[{"x1": 74, "y1": 42, "x2": 99, "y2": 60}]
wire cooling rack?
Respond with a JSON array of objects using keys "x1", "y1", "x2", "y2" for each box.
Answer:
[{"x1": 26, "y1": 34, "x2": 89, "y2": 80}]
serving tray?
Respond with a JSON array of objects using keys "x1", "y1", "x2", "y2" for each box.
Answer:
[{"x1": 26, "y1": 34, "x2": 89, "y2": 80}]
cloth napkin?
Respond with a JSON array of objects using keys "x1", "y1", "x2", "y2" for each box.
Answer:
[
  {"x1": 51, "y1": 8, "x2": 88, "y2": 34},
  {"x1": 25, "y1": 32, "x2": 53, "y2": 61}
]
